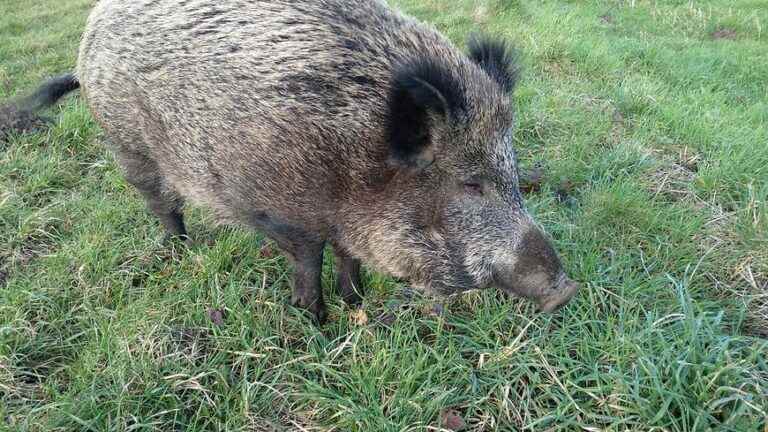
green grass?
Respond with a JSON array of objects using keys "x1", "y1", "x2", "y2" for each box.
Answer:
[{"x1": 1, "y1": 0, "x2": 767, "y2": 430}]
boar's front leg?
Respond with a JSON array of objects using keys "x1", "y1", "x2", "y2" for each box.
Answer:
[
  {"x1": 334, "y1": 248, "x2": 364, "y2": 306},
  {"x1": 253, "y1": 213, "x2": 327, "y2": 324},
  {"x1": 287, "y1": 240, "x2": 327, "y2": 324}
]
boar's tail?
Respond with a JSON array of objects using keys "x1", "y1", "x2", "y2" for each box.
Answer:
[
  {"x1": 0, "y1": 73, "x2": 80, "y2": 138},
  {"x1": 19, "y1": 73, "x2": 81, "y2": 112}
]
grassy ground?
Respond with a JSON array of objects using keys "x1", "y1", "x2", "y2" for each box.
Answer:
[{"x1": 1, "y1": 0, "x2": 767, "y2": 430}]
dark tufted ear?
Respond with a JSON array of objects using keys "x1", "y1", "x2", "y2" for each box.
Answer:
[
  {"x1": 467, "y1": 34, "x2": 520, "y2": 93},
  {"x1": 387, "y1": 56, "x2": 466, "y2": 170}
]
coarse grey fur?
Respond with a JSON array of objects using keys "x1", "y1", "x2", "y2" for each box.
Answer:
[{"x1": 5, "y1": 0, "x2": 579, "y2": 322}]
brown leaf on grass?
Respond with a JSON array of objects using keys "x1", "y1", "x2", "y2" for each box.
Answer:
[
  {"x1": 207, "y1": 308, "x2": 225, "y2": 326},
  {"x1": 350, "y1": 308, "x2": 369, "y2": 326},
  {"x1": 711, "y1": 28, "x2": 737, "y2": 40},
  {"x1": 259, "y1": 243, "x2": 276, "y2": 259},
  {"x1": 440, "y1": 409, "x2": 466, "y2": 431}
]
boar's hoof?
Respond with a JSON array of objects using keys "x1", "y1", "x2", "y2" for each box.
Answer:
[
  {"x1": 291, "y1": 294, "x2": 328, "y2": 325},
  {"x1": 537, "y1": 279, "x2": 580, "y2": 313}
]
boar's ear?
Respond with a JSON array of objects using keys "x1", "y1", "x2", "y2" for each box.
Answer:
[
  {"x1": 467, "y1": 34, "x2": 520, "y2": 93},
  {"x1": 387, "y1": 57, "x2": 465, "y2": 170}
]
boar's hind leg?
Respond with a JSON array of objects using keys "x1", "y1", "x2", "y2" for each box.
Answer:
[
  {"x1": 334, "y1": 248, "x2": 364, "y2": 306},
  {"x1": 114, "y1": 148, "x2": 188, "y2": 243}
]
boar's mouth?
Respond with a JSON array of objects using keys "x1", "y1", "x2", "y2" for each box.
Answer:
[
  {"x1": 493, "y1": 264, "x2": 580, "y2": 312},
  {"x1": 495, "y1": 275, "x2": 579, "y2": 312}
]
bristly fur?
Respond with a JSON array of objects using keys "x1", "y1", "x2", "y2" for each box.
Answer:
[
  {"x1": 467, "y1": 34, "x2": 520, "y2": 92},
  {"x1": 388, "y1": 56, "x2": 465, "y2": 167},
  {"x1": 27, "y1": 0, "x2": 572, "y2": 321}
]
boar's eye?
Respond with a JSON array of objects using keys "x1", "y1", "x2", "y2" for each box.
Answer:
[{"x1": 463, "y1": 181, "x2": 484, "y2": 196}]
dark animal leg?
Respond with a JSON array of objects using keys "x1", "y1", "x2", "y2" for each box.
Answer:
[
  {"x1": 285, "y1": 240, "x2": 327, "y2": 324},
  {"x1": 114, "y1": 147, "x2": 189, "y2": 244},
  {"x1": 334, "y1": 248, "x2": 363, "y2": 306},
  {"x1": 250, "y1": 212, "x2": 327, "y2": 324},
  {"x1": 153, "y1": 209, "x2": 189, "y2": 243}
]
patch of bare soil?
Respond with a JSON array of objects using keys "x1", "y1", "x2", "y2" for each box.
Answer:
[
  {"x1": 555, "y1": 179, "x2": 577, "y2": 205},
  {"x1": 694, "y1": 202, "x2": 767, "y2": 337},
  {"x1": 703, "y1": 256, "x2": 768, "y2": 338},
  {"x1": 644, "y1": 146, "x2": 701, "y2": 202},
  {"x1": 163, "y1": 327, "x2": 214, "y2": 367},
  {"x1": 0, "y1": 105, "x2": 48, "y2": 143},
  {"x1": 648, "y1": 160, "x2": 696, "y2": 201},
  {"x1": 674, "y1": 145, "x2": 700, "y2": 172},
  {"x1": 711, "y1": 28, "x2": 737, "y2": 40},
  {"x1": 695, "y1": 202, "x2": 736, "y2": 250},
  {"x1": 258, "y1": 242, "x2": 276, "y2": 259},
  {"x1": 518, "y1": 166, "x2": 578, "y2": 206},
  {"x1": 247, "y1": 409, "x2": 322, "y2": 432},
  {"x1": 8, "y1": 236, "x2": 57, "y2": 273},
  {"x1": 735, "y1": 262, "x2": 768, "y2": 338}
]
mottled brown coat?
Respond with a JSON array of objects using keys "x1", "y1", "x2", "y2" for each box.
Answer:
[{"x1": 5, "y1": 0, "x2": 579, "y2": 322}]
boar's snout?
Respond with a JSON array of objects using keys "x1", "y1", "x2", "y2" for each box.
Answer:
[
  {"x1": 494, "y1": 227, "x2": 579, "y2": 312},
  {"x1": 537, "y1": 277, "x2": 579, "y2": 312}
]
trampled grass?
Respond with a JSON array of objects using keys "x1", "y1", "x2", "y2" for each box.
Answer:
[{"x1": 1, "y1": 0, "x2": 767, "y2": 430}]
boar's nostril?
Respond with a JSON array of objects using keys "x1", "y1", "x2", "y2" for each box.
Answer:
[{"x1": 537, "y1": 278, "x2": 579, "y2": 313}]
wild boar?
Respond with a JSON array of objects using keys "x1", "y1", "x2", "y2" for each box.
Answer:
[{"x1": 2, "y1": 0, "x2": 579, "y2": 323}]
